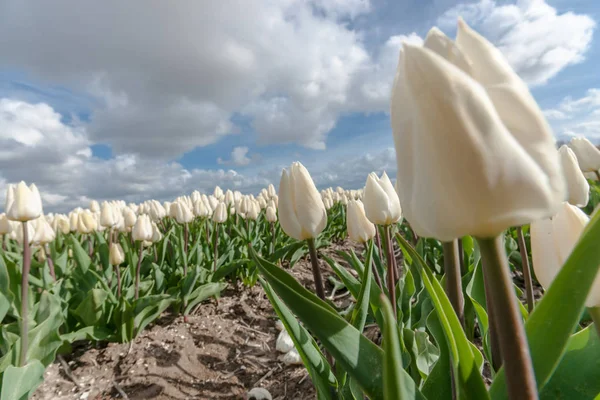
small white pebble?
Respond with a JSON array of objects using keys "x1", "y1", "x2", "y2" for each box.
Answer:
[
  {"x1": 79, "y1": 392, "x2": 90, "y2": 400},
  {"x1": 248, "y1": 387, "x2": 272, "y2": 400}
]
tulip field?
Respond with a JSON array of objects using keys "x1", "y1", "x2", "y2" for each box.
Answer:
[{"x1": 3, "y1": 18, "x2": 600, "y2": 400}]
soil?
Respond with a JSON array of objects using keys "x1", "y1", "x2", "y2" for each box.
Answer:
[{"x1": 32, "y1": 240, "x2": 358, "y2": 400}]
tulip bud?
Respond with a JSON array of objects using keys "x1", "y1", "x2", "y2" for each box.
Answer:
[
  {"x1": 77, "y1": 211, "x2": 98, "y2": 234},
  {"x1": 247, "y1": 201, "x2": 260, "y2": 220},
  {"x1": 568, "y1": 137, "x2": 600, "y2": 173},
  {"x1": 100, "y1": 202, "x2": 118, "y2": 228},
  {"x1": 559, "y1": 145, "x2": 589, "y2": 207},
  {"x1": 169, "y1": 201, "x2": 194, "y2": 224},
  {"x1": 212, "y1": 202, "x2": 228, "y2": 223},
  {"x1": 32, "y1": 217, "x2": 56, "y2": 244},
  {"x1": 225, "y1": 190, "x2": 234, "y2": 206},
  {"x1": 10, "y1": 220, "x2": 34, "y2": 245},
  {"x1": 390, "y1": 20, "x2": 565, "y2": 240},
  {"x1": 347, "y1": 200, "x2": 376, "y2": 243},
  {"x1": 69, "y1": 211, "x2": 79, "y2": 232},
  {"x1": 193, "y1": 200, "x2": 210, "y2": 218},
  {"x1": 0, "y1": 213, "x2": 12, "y2": 235},
  {"x1": 5, "y1": 182, "x2": 43, "y2": 222},
  {"x1": 208, "y1": 195, "x2": 219, "y2": 211},
  {"x1": 151, "y1": 222, "x2": 163, "y2": 242},
  {"x1": 132, "y1": 215, "x2": 153, "y2": 241},
  {"x1": 531, "y1": 202, "x2": 600, "y2": 307},
  {"x1": 214, "y1": 186, "x2": 224, "y2": 200},
  {"x1": 267, "y1": 184, "x2": 277, "y2": 198},
  {"x1": 123, "y1": 208, "x2": 137, "y2": 228},
  {"x1": 278, "y1": 162, "x2": 327, "y2": 241},
  {"x1": 89, "y1": 200, "x2": 100, "y2": 213},
  {"x1": 363, "y1": 172, "x2": 402, "y2": 226},
  {"x1": 265, "y1": 205, "x2": 277, "y2": 223},
  {"x1": 109, "y1": 243, "x2": 125, "y2": 265}
]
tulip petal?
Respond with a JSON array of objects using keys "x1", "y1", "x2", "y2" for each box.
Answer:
[
  {"x1": 278, "y1": 169, "x2": 304, "y2": 240},
  {"x1": 559, "y1": 146, "x2": 589, "y2": 207},
  {"x1": 530, "y1": 217, "x2": 561, "y2": 290},
  {"x1": 290, "y1": 162, "x2": 327, "y2": 239},
  {"x1": 401, "y1": 43, "x2": 562, "y2": 240}
]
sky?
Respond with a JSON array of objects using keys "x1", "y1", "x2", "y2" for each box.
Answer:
[{"x1": 0, "y1": 0, "x2": 599, "y2": 212}]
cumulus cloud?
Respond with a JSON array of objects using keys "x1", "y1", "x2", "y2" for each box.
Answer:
[
  {"x1": 437, "y1": 0, "x2": 595, "y2": 86},
  {"x1": 217, "y1": 146, "x2": 256, "y2": 166},
  {"x1": 0, "y1": 0, "x2": 592, "y2": 158},
  {"x1": 544, "y1": 89, "x2": 600, "y2": 141}
]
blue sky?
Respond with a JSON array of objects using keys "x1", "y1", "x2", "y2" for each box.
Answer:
[{"x1": 0, "y1": 0, "x2": 598, "y2": 211}]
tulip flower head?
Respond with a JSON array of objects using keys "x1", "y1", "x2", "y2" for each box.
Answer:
[
  {"x1": 32, "y1": 217, "x2": 56, "y2": 244},
  {"x1": 212, "y1": 202, "x2": 228, "y2": 223},
  {"x1": 568, "y1": 137, "x2": 600, "y2": 173},
  {"x1": 0, "y1": 213, "x2": 12, "y2": 235},
  {"x1": 278, "y1": 162, "x2": 327, "y2": 241},
  {"x1": 363, "y1": 172, "x2": 402, "y2": 226},
  {"x1": 77, "y1": 211, "x2": 98, "y2": 234},
  {"x1": 558, "y1": 145, "x2": 589, "y2": 207},
  {"x1": 390, "y1": 19, "x2": 565, "y2": 241},
  {"x1": 132, "y1": 214, "x2": 153, "y2": 241},
  {"x1": 109, "y1": 242, "x2": 125, "y2": 265},
  {"x1": 531, "y1": 202, "x2": 600, "y2": 307},
  {"x1": 266, "y1": 205, "x2": 277, "y2": 223},
  {"x1": 5, "y1": 182, "x2": 43, "y2": 222},
  {"x1": 347, "y1": 199, "x2": 376, "y2": 243}
]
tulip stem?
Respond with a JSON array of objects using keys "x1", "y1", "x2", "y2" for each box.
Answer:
[
  {"x1": 516, "y1": 226, "x2": 535, "y2": 313},
  {"x1": 134, "y1": 244, "x2": 143, "y2": 300},
  {"x1": 443, "y1": 240, "x2": 465, "y2": 329},
  {"x1": 306, "y1": 239, "x2": 326, "y2": 301},
  {"x1": 213, "y1": 223, "x2": 219, "y2": 273},
  {"x1": 595, "y1": 171, "x2": 600, "y2": 181},
  {"x1": 589, "y1": 307, "x2": 600, "y2": 338},
  {"x1": 116, "y1": 263, "x2": 122, "y2": 298},
  {"x1": 270, "y1": 222, "x2": 275, "y2": 255},
  {"x1": 88, "y1": 235, "x2": 93, "y2": 257},
  {"x1": 457, "y1": 238, "x2": 466, "y2": 275},
  {"x1": 183, "y1": 222, "x2": 189, "y2": 256},
  {"x1": 364, "y1": 241, "x2": 383, "y2": 290},
  {"x1": 19, "y1": 222, "x2": 31, "y2": 367},
  {"x1": 477, "y1": 236, "x2": 537, "y2": 399},
  {"x1": 375, "y1": 228, "x2": 384, "y2": 262},
  {"x1": 382, "y1": 226, "x2": 397, "y2": 318},
  {"x1": 482, "y1": 260, "x2": 502, "y2": 372},
  {"x1": 43, "y1": 245, "x2": 56, "y2": 282}
]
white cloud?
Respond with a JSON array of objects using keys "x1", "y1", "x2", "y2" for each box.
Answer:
[
  {"x1": 544, "y1": 89, "x2": 600, "y2": 141},
  {"x1": 0, "y1": 0, "x2": 592, "y2": 157},
  {"x1": 437, "y1": 0, "x2": 595, "y2": 86},
  {"x1": 0, "y1": 99, "x2": 269, "y2": 212},
  {"x1": 217, "y1": 146, "x2": 255, "y2": 166}
]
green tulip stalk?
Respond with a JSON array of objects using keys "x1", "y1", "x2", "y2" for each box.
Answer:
[{"x1": 5, "y1": 182, "x2": 44, "y2": 367}]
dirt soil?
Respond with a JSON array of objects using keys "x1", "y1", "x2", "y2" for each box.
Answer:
[{"x1": 32, "y1": 241, "x2": 358, "y2": 400}]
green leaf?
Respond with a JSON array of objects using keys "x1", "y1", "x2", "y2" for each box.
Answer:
[
  {"x1": 422, "y1": 312, "x2": 452, "y2": 400},
  {"x1": 380, "y1": 294, "x2": 416, "y2": 400},
  {"x1": 61, "y1": 326, "x2": 113, "y2": 343},
  {"x1": 540, "y1": 325, "x2": 600, "y2": 399},
  {"x1": 260, "y1": 278, "x2": 336, "y2": 398},
  {"x1": 350, "y1": 241, "x2": 373, "y2": 332},
  {"x1": 490, "y1": 211, "x2": 600, "y2": 398},
  {"x1": 132, "y1": 295, "x2": 176, "y2": 337},
  {"x1": 183, "y1": 282, "x2": 227, "y2": 315},
  {"x1": 0, "y1": 360, "x2": 45, "y2": 400},
  {"x1": 249, "y1": 246, "x2": 424, "y2": 400},
  {"x1": 73, "y1": 288, "x2": 108, "y2": 326},
  {"x1": 212, "y1": 259, "x2": 250, "y2": 282},
  {"x1": 70, "y1": 235, "x2": 91, "y2": 274},
  {"x1": 396, "y1": 234, "x2": 489, "y2": 400}
]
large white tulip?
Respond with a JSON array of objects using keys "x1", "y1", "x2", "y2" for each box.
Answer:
[
  {"x1": 531, "y1": 202, "x2": 600, "y2": 307},
  {"x1": 558, "y1": 145, "x2": 589, "y2": 207},
  {"x1": 347, "y1": 200, "x2": 376, "y2": 243},
  {"x1": 362, "y1": 172, "x2": 401, "y2": 226},
  {"x1": 568, "y1": 137, "x2": 600, "y2": 173},
  {"x1": 391, "y1": 19, "x2": 565, "y2": 241},
  {"x1": 278, "y1": 162, "x2": 327, "y2": 241},
  {"x1": 5, "y1": 182, "x2": 43, "y2": 222}
]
